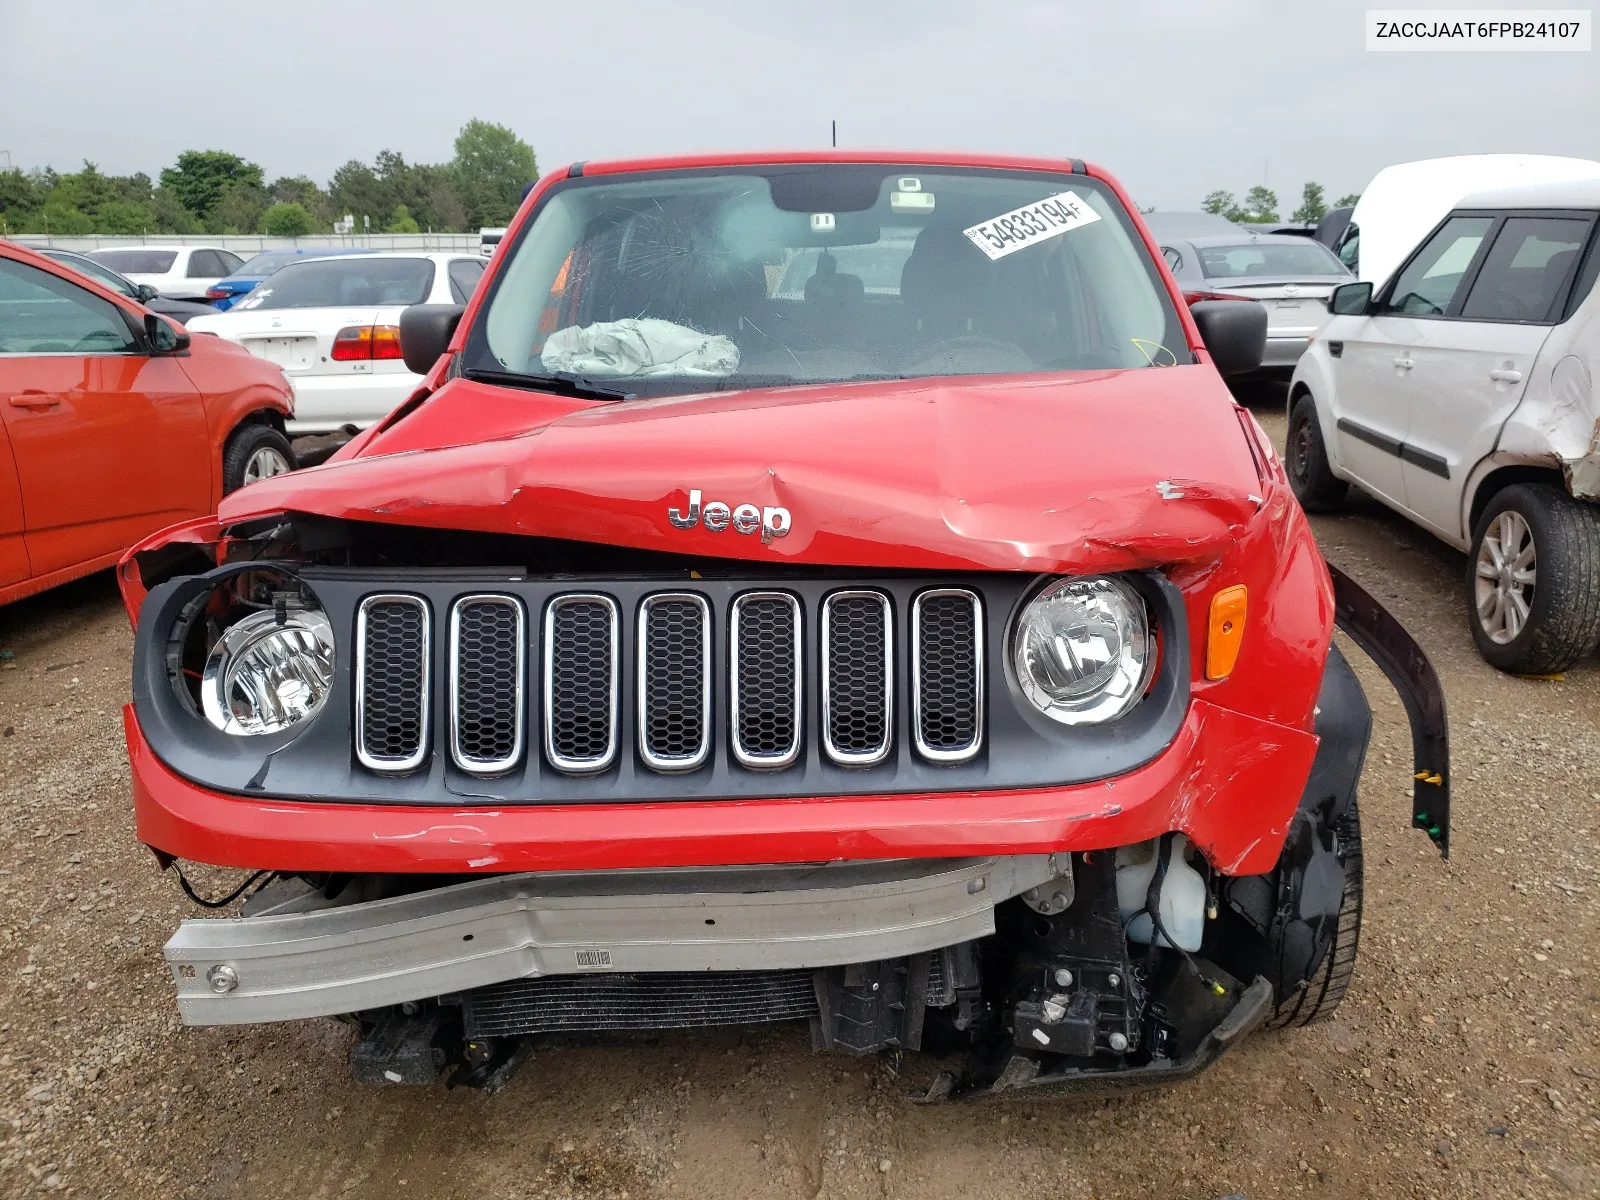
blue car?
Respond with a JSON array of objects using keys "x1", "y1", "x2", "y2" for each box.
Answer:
[{"x1": 205, "y1": 246, "x2": 378, "y2": 310}]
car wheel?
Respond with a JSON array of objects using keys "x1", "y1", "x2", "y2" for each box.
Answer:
[
  {"x1": 1285, "y1": 395, "x2": 1348, "y2": 513},
  {"x1": 223, "y1": 424, "x2": 297, "y2": 495},
  {"x1": 1267, "y1": 804, "x2": 1362, "y2": 1028},
  {"x1": 1467, "y1": 483, "x2": 1600, "y2": 674}
]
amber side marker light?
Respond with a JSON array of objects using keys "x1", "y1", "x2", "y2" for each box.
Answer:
[{"x1": 1206, "y1": 585, "x2": 1248, "y2": 680}]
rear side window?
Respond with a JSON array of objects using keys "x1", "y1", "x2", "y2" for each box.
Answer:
[
  {"x1": 236, "y1": 258, "x2": 436, "y2": 310},
  {"x1": 448, "y1": 257, "x2": 486, "y2": 304},
  {"x1": 90, "y1": 249, "x2": 176, "y2": 274},
  {"x1": 0, "y1": 259, "x2": 139, "y2": 355},
  {"x1": 1460, "y1": 215, "x2": 1594, "y2": 324},
  {"x1": 188, "y1": 250, "x2": 222, "y2": 278},
  {"x1": 1383, "y1": 216, "x2": 1492, "y2": 316}
]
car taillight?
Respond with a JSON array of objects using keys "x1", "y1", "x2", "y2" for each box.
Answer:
[
  {"x1": 205, "y1": 286, "x2": 228, "y2": 299},
  {"x1": 1183, "y1": 290, "x2": 1255, "y2": 306},
  {"x1": 331, "y1": 325, "x2": 404, "y2": 361},
  {"x1": 371, "y1": 325, "x2": 403, "y2": 359}
]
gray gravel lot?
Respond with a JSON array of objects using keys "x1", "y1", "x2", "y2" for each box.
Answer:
[{"x1": 0, "y1": 404, "x2": 1596, "y2": 1198}]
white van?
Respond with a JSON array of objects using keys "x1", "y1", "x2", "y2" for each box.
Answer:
[{"x1": 1337, "y1": 155, "x2": 1600, "y2": 287}]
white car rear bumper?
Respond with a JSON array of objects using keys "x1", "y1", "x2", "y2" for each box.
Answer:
[{"x1": 285, "y1": 372, "x2": 420, "y2": 434}]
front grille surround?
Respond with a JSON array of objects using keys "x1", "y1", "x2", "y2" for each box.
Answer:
[
  {"x1": 729, "y1": 591, "x2": 803, "y2": 769},
  {"x1": 543, "y1": 594, "x2": 620, "y2": 775},
  {"x1": 636, "y1": 592, "x2": 713, "y2": 772},
  {"x1": 448, "y1": 594, "x2": 526, "y2": 776},
  {"x1": 354, "y1": 594, "x2": 431, "y2": 774},
  {"x1": 910, "y1": 588, "x2": 984, "y2": 763},
  {"x1": 820, "y1": 589, "x2": 894, "y2": 767}
]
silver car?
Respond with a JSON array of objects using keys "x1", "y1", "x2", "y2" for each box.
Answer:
[{"x1": 1159, "y1": 233, "x2": 1351, "y2": 376}]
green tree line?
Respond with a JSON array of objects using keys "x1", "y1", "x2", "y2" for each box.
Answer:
[
  {"x1": 1200, "y1": 182, "x2": 1363, "y2": 225},
  {"x1": 0, "y1": 120, "x2": 536, "y2": 238}
]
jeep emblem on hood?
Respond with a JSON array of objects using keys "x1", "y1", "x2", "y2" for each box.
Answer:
[{"x1": 668, "y1": 490, "x2": 791, "y2": 544}]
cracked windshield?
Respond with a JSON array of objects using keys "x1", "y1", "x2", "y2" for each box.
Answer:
[{"x1": 473, "y1": 166, "x2": 1188, "y2": 394}]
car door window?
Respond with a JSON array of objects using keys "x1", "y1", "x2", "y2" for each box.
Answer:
[
  {"x1": 0, "y1": 259, "x2": 139, "y2": 355},
  {"x1": 218, "y1": 250, "x2": 244, "y2": 273},
  {"x1": 187, "y1": 251, "x2": 218, "y2": 278},
  {"x1": 448, "y1": 258, "x2": 486, "y2": 304},
  {"x1": 1161, "y1": 246, "x2": 1182, "y2": 273},
  {"x1": 1383, "y1": 216, "x2": 1492, "y2": 317},
  {"x1": 1460, "y1": 216, "x2": 1594, "y2": 324}
]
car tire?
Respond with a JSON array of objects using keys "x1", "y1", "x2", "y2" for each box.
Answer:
[
  {"x1": 1267, "y1": 805, "x2": 1362, "y2": 1028},
  {"x1": 1467, "y1": 483, "x2": 1600, "y2": 675},
  {"x1": 222, "y1": 424, "x2": 296, "y2": 495},
  {"x1": 1285, "y1": 395, "x2": 1348, "y2": 513}
]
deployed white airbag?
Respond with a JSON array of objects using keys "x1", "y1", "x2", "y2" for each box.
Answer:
[{"x1": 540, "y1": 318, "x2": 739, "y2": 378}]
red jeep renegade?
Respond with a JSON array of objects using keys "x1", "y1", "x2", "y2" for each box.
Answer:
[{"x1": 120, "y1": 151, "x2": 1449, "y2": 1097}]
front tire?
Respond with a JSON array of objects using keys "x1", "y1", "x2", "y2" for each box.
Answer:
[
  {"x1": 1285, "y1": 395, "x2": 1348, "y2": 513},
  {"x1": 1268, "y1": 805, "x2": 1362, "y2": 1028},
  {"x1": 222, "y1": 424, "x2": 296, "y2": 495},
  {"x1": 1467, "y1": 483, "x2": 1600, "y2": 675}
]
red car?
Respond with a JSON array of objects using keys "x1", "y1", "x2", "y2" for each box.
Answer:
[
  {"x1": 119, "y1": 152, "x2": 1449, "y2": 1096},
  {"x1": 0, "y1": 241, "x2": 295, "y2": 606}
]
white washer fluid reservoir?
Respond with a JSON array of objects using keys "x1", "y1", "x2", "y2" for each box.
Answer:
[{"x1": 1115, "y1": 834, "x2": 1207, "y2": 952}]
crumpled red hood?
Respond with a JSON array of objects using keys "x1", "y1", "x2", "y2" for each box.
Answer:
[{"x1": 218, "y1": 366, "x2": 1266, "y2": 573}]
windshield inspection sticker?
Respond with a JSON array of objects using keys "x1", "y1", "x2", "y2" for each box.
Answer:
[{"x1": 963, "y1": 191, "x2": 1101, "y2": 260}]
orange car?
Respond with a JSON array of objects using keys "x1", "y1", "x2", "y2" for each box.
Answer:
[{"x1": 0, "y1": 241, "x2": 295, "y2": 606}]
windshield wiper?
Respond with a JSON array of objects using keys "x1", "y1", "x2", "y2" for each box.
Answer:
[{"x1": 463, "y1": 367, "x2": 638, "y2": 402}]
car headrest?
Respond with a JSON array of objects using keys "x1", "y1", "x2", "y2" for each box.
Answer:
[{"x1": 804, "y1": 252, "x2": 865, "y2": 308}]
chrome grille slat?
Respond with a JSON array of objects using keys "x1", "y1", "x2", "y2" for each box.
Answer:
[
  {"x1": 449, "y1": 595, "x2": 525, "y2": 776},
  {"x1": 638, "y1": 593, "x2": 712, "y2": 771},
  {"x1": 543, "y1": 594, "x2": 619, "y2": 774},
  {"x1": 912, "y1": 589, "x2": 983, "y2": 763},
  {"x1": 355, "y1": 595, "x2": 430, "y2": 773},
  {"x1": 730, "y1": 592, "x2": 802, "y2": 769},
  {"x1": 821, "y1": 590, "x2": 892, "y2": 766}
]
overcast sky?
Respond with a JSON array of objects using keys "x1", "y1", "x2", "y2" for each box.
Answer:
[{"x1": 1, "y1": 0, "x2": 1595, "y2": 212}]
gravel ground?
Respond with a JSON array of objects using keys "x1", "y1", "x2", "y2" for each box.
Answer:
[{"x1": 0, "y1": 403, "x2": 1596, "y2": 1199}]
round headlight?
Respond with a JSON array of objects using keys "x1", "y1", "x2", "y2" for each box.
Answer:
[
  {"x1": 201, "y1": 607, "x2": 335, "y2": 736},
  {"x1": 1011, "y1": 577, "x2": 1152, "y2": 726}
]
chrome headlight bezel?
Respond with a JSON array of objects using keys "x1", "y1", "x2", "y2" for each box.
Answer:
[
  {"x1": 200, "y1": 604, "x2": 335, "y2": 737},
  {"x1": 1009, "y1": 575, "x2": 1155, "y2": 727}
]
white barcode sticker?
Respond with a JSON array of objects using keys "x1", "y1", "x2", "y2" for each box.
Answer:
[
  {"x1": 574, "y1": 948, "x2": 613, "y2": 969},
  {"x1": 963, "y1": 190, "x2": 1101, "y2": 261}
]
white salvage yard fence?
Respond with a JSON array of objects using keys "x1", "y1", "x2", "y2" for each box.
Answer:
[{"x1": 9, "y1": 232, "x2": 481, "y2": 253}]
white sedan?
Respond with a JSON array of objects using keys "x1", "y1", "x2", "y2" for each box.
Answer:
[
  {"x1": 85, "y1": 245, "x2": 245, "y2": 301},
  {"x1": 187, "y1": 252, "x2": 487, "y2": 433}
]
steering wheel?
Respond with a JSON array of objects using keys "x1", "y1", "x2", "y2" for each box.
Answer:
[
  {"x1": 904, "y1": 335, "x2": 1035, "y2": 375},
  {"x1": 73, "y1": 328, "x2": 129, "y2": 350}
]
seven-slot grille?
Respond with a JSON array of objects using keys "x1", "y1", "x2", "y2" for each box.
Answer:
[
  {"x1": 353, "y1": 587, "x2": 982, "y2": 776},
  {"x1": 355, "y1": 595, "x2": 430, "y2": 772}
]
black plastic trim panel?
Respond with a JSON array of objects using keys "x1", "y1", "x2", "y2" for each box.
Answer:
[{"x1": 132, "y1": 569, "x2": 1191, "y2": 806}]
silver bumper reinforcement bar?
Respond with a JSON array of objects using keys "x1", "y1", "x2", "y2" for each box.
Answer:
[{"x1": 164, "y1": 855, "x2": 1064, "y2": 1026}]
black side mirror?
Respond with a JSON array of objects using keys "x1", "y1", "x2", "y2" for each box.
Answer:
[
  {"x1": 144, "y1": 312, "x2": 190, "y2": 354},
  {"x1": 399, "y1": 303, "x2": 466, "y2": 375},
  {"x1": 134, "y1": 283, "x2": 159, "y2": 303},
  {"x1": 1328, "y1": 281, "x2": 1374, "y2": 316},
  {"x1": 1190, "y1": 300, "x2": 1267, "y2": 378}
]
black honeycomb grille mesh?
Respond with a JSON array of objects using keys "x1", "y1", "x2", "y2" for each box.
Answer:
[
  {"x1": 734, "y1": 597, "x2": 798, "y2": 759},
  {"x1": 454, "y1": 600, "x2": 521, "y2": 766},
  {"x1": 916, "y1": 593, "x2": 979, "y2": 753},
  {"x1": 463, "y1": 970, "x2": 819, "y2": 1037},
  {"x1": 360, "y1": 600, "x2": 427, "y2": 763},
  {"x1": 548, "y1": 600, "x2": 614, "y2": 766},
  {"x1": 643, "y1": 599, "x2": 706, "y2": 762},
  {"x1": 825, "y1": 595, "x2": 888, "y2": 757}
]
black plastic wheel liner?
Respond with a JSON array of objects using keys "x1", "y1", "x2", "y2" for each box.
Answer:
[{"x1": 1327, "y1": 562, "x2": 1451, "y2": 856}]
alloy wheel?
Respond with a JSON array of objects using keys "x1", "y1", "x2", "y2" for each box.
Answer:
[
  {"x1": 242, "y1": 446, "x2": 292, "y2": 486},
  {"x1": 1474, "y1": 510, "x2": 1536, "y2": 644}
]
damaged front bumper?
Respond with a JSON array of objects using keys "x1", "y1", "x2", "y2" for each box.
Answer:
[{"x1": 165, "y1": 855, "x2": 1064, "y2": 1026}]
